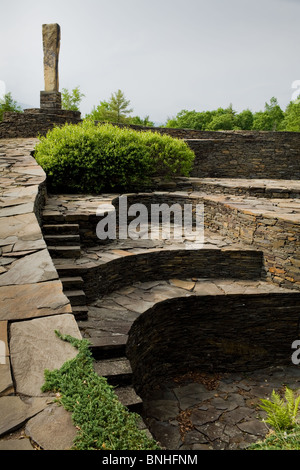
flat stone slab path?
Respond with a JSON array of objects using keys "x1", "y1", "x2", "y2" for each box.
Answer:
[
  {"x1": 141, "y1": 365, "x2": 300, "y2": 450},
  {"x1": 0, "y1": 139, "x2": 82, "y2": 450}
]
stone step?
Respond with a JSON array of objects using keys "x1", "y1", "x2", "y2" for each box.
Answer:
[
  {"x1": 43, "y1": 224, "x2": 80, "y2": 235},
  {"x1": 54, "y1": 263, "x2": 87, "y2": 277},
  {"x1": 42, "y1": 211, "x2": 65, "y2": 223},
  {"x1": 114, "y1": 386, "x2": 143, "y2": 412},
  {"x1": 47, "y1": 246, "x2": 81, "y2": 258},
  {"x1": 60, "y1": 276, "x2": 84, "y2": 290},
  {"x1": 44, "y1": 234, "x2": 81, "y2": 246},
  {"x1": 64, "y1": 289, "x2": 86, "y2": 306},
  {"x1": 94, "y1": 357, "x2": 133, "y2": 386},
  {"x1": 72, "y1": 305, "x2": 89, "y2": 321},
  {"x1": 89, "y1": 335, "x2": 128, "y2": 359}
]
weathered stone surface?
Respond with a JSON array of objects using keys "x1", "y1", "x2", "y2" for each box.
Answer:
[
  {"x1": 147, "y1": 421, "x2": 182, "y2": 450},
  {"x1": 42, "y1": 24, "x2": 60, "y2": 92},
  {"x1": 237, "y1": 419, "x2": 267, "y2": 436},
  {"x1": 0, "y1": 202, "x2": 34, "y2": 218},
  {"x1": 173, "y1": 383, "x2": 214, "y2": 410},
  {"x1": 10, "y1": 314, "x2": 82, "y2": 396},
  {"x1": 0, "y1": 213, "x2": 45, "y2": 251},
  {"x1": 0, "y1": 249, "x2": 58, "y2": 286},
  {"x1": 143, "y1": 400, "x2": 179, "y2": 421},
  {"x1": 0, "y1": 321, "x2": 12, "y2": 395},
  {"x1": 169, "y1": 279, "x2": 196, "y2": 291},
  {"x1": 0, "y1": 396, "x2": 52, "y2": 436},
  {"x1": 0, "y1": 321, "x2": 9, "y2": 361},
  {"x1": 0, "y1": 365, "x2": 14, "y2": 396},
  {"x1": 25, "y1": 403, "x2": 77, "y2": 450},
  {"x1": 0, "y1": 280, "x2": 71, "y2": 321},
  {"x1": 0, "y1": 438, "x2": 35, "y2": 450},
  {"x1": 190, "y1": 407, "x2": 223, "y2": 427}
]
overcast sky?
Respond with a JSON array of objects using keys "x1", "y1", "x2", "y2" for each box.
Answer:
[{"x1": 1, "y1": 0, "x2": 300, "y2": 123}]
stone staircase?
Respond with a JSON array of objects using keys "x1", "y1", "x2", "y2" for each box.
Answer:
[
  {"x1": 42, "y1": 212, "x2": 144, "y2": 413},
  {"x1": 42, "y1": 218, "x2": 88, "y2": 321}
]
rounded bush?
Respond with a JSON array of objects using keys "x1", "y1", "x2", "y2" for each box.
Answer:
[{"x1": 35, "y1": 121, "x2": 195, "y2": 193}]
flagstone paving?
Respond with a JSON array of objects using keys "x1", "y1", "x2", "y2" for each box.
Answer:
[
  {"x1": 0, "y1": 139, "x2": 81, "y2": 450},
  {"x1": 140, "y1": 365, "x2": 300, "y2": 450}
]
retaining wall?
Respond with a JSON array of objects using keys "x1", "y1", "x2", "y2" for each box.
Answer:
[
  {"x1": 0, "y1": 109, "x2": 81, "y2": 139},
  {"x1": 127, "y1": 293, "x2": 300, "y2": 395}
]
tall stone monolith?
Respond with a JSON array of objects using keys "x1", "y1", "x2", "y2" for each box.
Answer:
[{"x1": 40, "y1": 23, "x2": 61, "y2": 109}]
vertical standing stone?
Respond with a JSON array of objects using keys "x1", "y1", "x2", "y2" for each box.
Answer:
[
  {"x1": 42, "y1": 23, "x2": 60, "y2": 92},
  {"x1": 41, "y1": 24, "x2": 62, "y2": 109}
]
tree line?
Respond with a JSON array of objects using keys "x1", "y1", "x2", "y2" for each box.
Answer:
[{"x1": 1, "y1": 87, "x2": 300, "y2": 132}]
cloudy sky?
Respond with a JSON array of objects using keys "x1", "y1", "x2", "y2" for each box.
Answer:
[{"x1": 1, "y1": 0, "x2": 300, "y2": 123}]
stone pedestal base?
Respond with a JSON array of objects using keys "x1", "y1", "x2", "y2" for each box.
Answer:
[{"x1": 40, "y1": 91, "x2": 61, "y2": 110}]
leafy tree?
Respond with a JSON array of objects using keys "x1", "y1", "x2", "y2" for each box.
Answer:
[
  {"x1": 206, "y1": 105, "x2": 236, "y2": 131},
  {"x1": 0, "y1": 92, "x2": 22, "y2": 121},
  {"x1": 281, "y1": 97, "x2": 300, "y2": 132},
  {"x1": 165, "y1": 109, "x2": 214, "y2": 130},
  {"x1": 252, "y1": 111, "x2": 272, "y2": 131},
  {"x1": 130, "y1": 115, "x2": 154, "y2": 127},
  {"x1": 86, "y1": 90, "x2": 133, "y2": 124},
  {"x1": 252, "y1": 97, "x2": 284, "y2": 131},
  {"x1": 62, "y1": 86, "x2": 85, "y2": 112},
  {"x1": 207, "y1": 113, "x2": 234, "y2": 130},
  {"x1": 108, "y1": 89, "x2": 133, "y2": 123},
  {"x1": 85, "y1": 100, "x2": 112, "y2": 122},
  {"x1": 235, "y1": 109, "x2": 254, "y2": 130}
]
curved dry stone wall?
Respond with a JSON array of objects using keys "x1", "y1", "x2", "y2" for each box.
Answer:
[
  {"x1": 127, "y1": 292, "x2": 300, "y2": 396},
  {"x1": 81, "y1": 248, "x2": 263, "y2": 301},
  {"x1": 0, "y1": 138, "x2": 82, "y2": 450}
]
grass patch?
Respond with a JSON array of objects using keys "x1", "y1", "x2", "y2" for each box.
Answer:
[
  {"x1": 249, "y1": 427, "x2": 300, "y2": 450},
  {"x1": 41, "y1": 331, "x2": 160, "y2": 450}
]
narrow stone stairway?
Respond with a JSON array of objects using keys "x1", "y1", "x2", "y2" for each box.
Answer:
[{"x1": 42, "y1": 217, "x2": 88, "y2": 321}]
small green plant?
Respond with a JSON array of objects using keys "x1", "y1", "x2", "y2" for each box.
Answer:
[
  {"x1": 61, "y1": 86, "x2": 85, "y2": 112},
  {"x1": 249, "y1": 387, "x2": 300, "y2": 450},
  {"x1": 42, "y1": 331, "x2": 160, "y2": 450},
  {"x1": 0, "y1": 92, "x2": 22, "y2": 121},
  {"x1": 259, "y1": 387, "x2": 300, "y2": 431},
  {"x1": 34, "y1": 121, "x2": 195, "y2": 193}
]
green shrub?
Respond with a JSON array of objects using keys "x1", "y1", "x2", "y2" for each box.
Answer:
[
  {"x1": 35, "y1": 121, "x2": 195, "y2": 193},
  {"x1": 42, "y1": 331, "x2": 160, "y2": 450}
]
